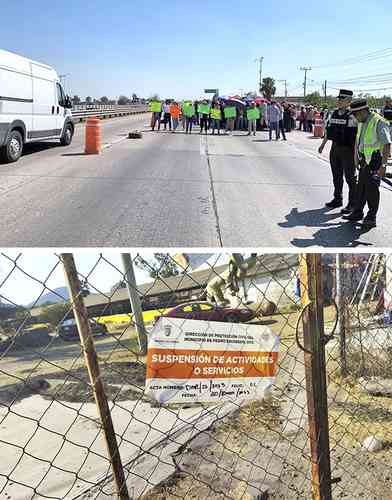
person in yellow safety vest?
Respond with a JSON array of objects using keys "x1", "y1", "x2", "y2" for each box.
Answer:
[
  {"x1": 343, "y1": 99, "x2": 391, "y2": 228},
  {"x1": 150, "y1": 100, "x2": 162, "y2": 132}
]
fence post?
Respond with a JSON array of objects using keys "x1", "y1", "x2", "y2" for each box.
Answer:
[
  {"x1": 61, "y1": 253, "x2": 130, "y2": 500},
  {"x1": 299, "y1": 254, "x2": 333, "y2": 500},
  {"x1": 121, "y1": 253, "x2": 148, "y2": 355}
]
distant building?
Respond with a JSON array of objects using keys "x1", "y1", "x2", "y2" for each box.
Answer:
[
  {"x1": 0, "y1": 302, "x2": 18, "y2": 321},
  {"x1": 84, "y1": 255, "x2": 299, "y2": 317}
]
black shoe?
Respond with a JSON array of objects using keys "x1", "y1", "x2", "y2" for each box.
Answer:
[
  {"x1": 340, "y1": 205, "x2": 355, "y2": 215},
  {"x1": 342, "y1": 212, "x2": 364, "y2": 222},
  {"x1": 362, "y1": 217, "x2": 377, "y2": 228},
  {"x1": 325, "y1": 199, "x2": 343, "y2": 209}
]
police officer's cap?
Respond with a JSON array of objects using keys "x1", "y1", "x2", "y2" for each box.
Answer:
[
  {"x1": 338, "y1": 89, "x2": 353, "y2": 99},
  {"x1": 350, "y1": 99, "x2": 369, "y2": 113}
]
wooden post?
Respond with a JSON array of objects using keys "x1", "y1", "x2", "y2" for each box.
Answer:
[
  {"x1": 61, "y1": 253, "x2": 129, "y2": 500},
  {"x1": 299, "y1": 254, "x2": 332, "y2": 500}
]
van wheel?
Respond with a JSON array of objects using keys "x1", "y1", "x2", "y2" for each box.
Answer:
[
  {"x1": 0, "y1": 130, "x2": 23, "y2": 163},
  {"x1": 60, "y1": 123, "x2": 74, "y2": 146}
]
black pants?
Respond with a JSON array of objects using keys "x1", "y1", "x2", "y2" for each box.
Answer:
[
  {"x1": 278, "y1": 119, "x2": 286, "y2": 140},
  {"x1": 200, "y1": 116, "x2": 209, "y2": 133},
  {"x1": 186, "y1": 117, "x2": 193, "y2": 133},
  {"x1": 354, "y1": 163, "x2": 380, "y2": 219},
  {"x1": 330, "y1": 144, "x2": 357, "y2": 206},
  {"x1": 283, "y1": 115, "x2": 291, "y2": 132},
  {"x1": 163, "y1": 113, "x2": 171, "y2": 130}
]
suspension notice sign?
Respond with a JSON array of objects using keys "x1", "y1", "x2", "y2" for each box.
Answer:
[{"x1": 145, "y1": 318, "x2": 280, "y2": 404}]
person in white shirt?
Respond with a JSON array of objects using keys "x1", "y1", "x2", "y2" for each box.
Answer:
[{"x1": 162, "y1": 100, "x2": 172, "y2": 131}]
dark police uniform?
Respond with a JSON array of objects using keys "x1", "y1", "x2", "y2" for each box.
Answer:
[
  {"x1": 382, "y1": 104, "x2": 392, "y2": 125},
  {"x1": 325, "y1": 90, "x2": 357, "y2": 210}
]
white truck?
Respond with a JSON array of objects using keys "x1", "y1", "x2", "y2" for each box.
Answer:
[{"x1": 0, "y1": 49, "x2": 74, "y2": 163}]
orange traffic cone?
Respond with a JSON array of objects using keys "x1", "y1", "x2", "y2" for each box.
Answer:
[
  {"x1": 85, "y1": 117, "x2": 101, "y2": 154},
  {"x1": 313, "y1": 113, "x2": 324, "y2": 138}
]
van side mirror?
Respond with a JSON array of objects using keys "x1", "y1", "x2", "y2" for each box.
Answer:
[{"x1": 65, "y1": 96, "x2": 73, "y2": 109}]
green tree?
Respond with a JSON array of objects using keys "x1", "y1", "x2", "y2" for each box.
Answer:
[
  {"x1": 85, "y1": 96, "x2": 92, "y2": 104},
  {"x1": 118, "y1": 95, "x2": 130, "y2": 105},
  {"x1": 100, "y1": 96, "x2": 109, "y2": 104},
  {"x1": 261, "y1": 77, "x2": 276, "y2": 99},
  {"x1": 39, "y1": 302, "x2": 72, "y2": 327},
  {"x1": 110, "y1": 280, "x2": 126, "y2": 295},
  {"x1": 72, "y1": 95, "x2": 81, "y2": 105},
  {"x1": 304, "y1": 91, "x2": 323, "y2": 107},
  {"x1": 135, "y1": 253, "x2": 181, "y2": 279}
]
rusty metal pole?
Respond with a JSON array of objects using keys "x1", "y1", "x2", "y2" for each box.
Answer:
[
  {"x1": 299, "y1": 254, "x2": 333, "y2": 500},
  {"x1": 61, "y1": 254, "x2": 130, "y2": 500}
]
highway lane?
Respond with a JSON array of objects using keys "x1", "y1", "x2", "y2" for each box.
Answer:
[{"x1": 0, "y1": 116, "x2": 391, "y2": 247}]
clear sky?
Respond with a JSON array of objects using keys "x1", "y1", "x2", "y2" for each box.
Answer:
[
  {"x1": 0, "y1": 252, "x2": 149, "y2": 306},
  {"x1": 1, "y1": 0, "x2": 392, "y2": 100},
  {"x1": 0, "y1": 252, "x2": 228, "y2": 306}
]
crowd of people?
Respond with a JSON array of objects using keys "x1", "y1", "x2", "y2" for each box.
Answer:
[
  {"x1": 149, "y1": 92, "x2": 392, "y2": 230},
  {"x1": 149, "y1": 98, "x2": 324, "y2": 140}
]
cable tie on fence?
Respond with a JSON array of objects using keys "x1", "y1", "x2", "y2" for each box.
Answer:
[
  {"x1": 295, "y1": 299, "x2": 339, "y2": 354},
  {"x1": 295, "y1": 302, "x2": 312, "y2": 354}
]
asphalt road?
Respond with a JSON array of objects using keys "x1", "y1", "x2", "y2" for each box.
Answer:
[{"x1": 1, "y1": 114, "x2": 391, "y2": 248}]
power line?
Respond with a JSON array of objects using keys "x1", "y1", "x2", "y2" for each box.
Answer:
[
  {"x1": 329, "y1": 85, "x2": 392, "y2": 93},
  {"x1": 312, "y1": 47, "x2": 392, "y2": 70},
  {"x1": 330, "y1": 72, "x2": 392, "y2": 83}
]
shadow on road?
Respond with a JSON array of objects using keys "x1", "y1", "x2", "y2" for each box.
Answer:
[
  {"x1": 61, "y1": 152, "x2": 87, "y2": 157},
  {"x1": 279, "y1": 206, "x2": 373, "y2": 247},
  {"x1": 1, "y1": 142, "x2": 59, "y2": 162},
  {"x1": 291, "y1": 224, "x2": 373, "y2": 247},
  {"x1": 279, "y1": 206, "x2": 341, "y2": 228}
]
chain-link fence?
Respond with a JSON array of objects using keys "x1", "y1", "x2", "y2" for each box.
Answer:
[
  {"x1": 323, "y1": 253, "x2": 392, "y2": 500},
  {"x1": 0, "y1": 252, "x2": 390, "y2": 500}
]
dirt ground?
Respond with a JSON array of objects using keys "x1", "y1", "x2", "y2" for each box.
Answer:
[{"x1": 2, "y1": 310, "x2": 392, "y2": 499}]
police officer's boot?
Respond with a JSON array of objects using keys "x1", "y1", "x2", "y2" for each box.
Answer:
[
  {"x1": 325, "y1": 198, "x2": 343, "y2": 209},
  {"x1": 362, "y1": 213, "x2": 377, "y2": 228},
  {"x1": 341, "y1": 204, "x2": 355, "y2": 215},
  {"x1": 342, "y1": 211, "x2": 364, "y2": 222}
]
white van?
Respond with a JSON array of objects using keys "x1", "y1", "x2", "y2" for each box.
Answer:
[{"x1": 0, "y1": 49, "x2": 74, "y2": 163}]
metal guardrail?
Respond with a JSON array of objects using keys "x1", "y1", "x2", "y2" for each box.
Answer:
[{"x1": 71, "y1": 104, "x2": 149, "y2": 122}]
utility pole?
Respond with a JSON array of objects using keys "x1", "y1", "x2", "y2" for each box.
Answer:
[
  {"x1": 278, "y1": 80, "x2": 288, "y2": 98},
  {"x1": 323, "y1": 80, "x2": 327, "y2": 104},
  {"x1": 300, "y1": 67, "x2": 312, "y2": 98},
  {"x1": 59, "y1": 73, "x2": 70, "y2": 92},
  {"x1": 121, "y1": 253, "x2": 148, "y2": 355},
  {"x1": 255, "y1": 56, "x2": 264, "y2": 93}
]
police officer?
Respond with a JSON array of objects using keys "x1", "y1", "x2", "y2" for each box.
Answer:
[
  {"x1": 343, "y1": 99, "x2": 391, "y2": 228},
  {"x1": 382, "y1": 97, "x2": 392, "y2": 127},
  {"x1": 319, "y1": 89, "x2": 357, "y2": 213}
]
